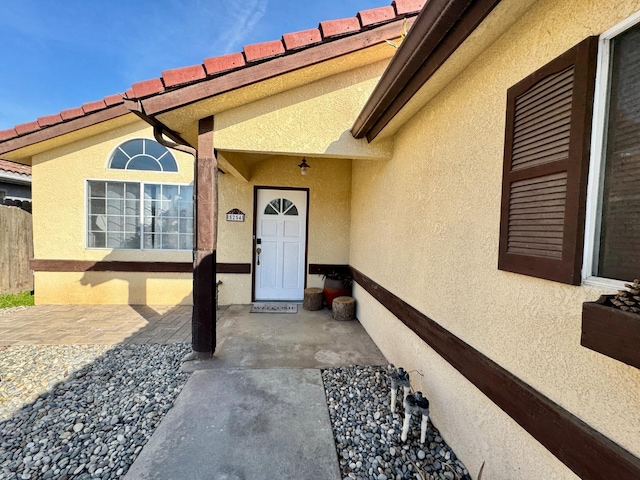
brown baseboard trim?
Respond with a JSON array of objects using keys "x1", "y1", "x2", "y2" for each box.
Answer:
[
  {"x1": 30, "y1": 259, "x2": 251, "y2": 274},
  {"x1": 308, "y1": 264, "x2": 350, "y2": 276},
  {"x1": 349, "y1": 266, "x2": 640, "y2": 480}
]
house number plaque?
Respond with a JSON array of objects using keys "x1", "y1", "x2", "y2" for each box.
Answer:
[{"x1": 226, "y1": 209, "x2": 245, "y2": 222}]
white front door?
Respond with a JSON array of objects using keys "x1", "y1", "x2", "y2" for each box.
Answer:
[{"x1": 254, "y1": 188, "x2": 307, "y2": 301}]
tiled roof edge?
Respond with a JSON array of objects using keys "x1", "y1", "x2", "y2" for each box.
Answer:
[
  {"x1": 0, "y1": 0, "x2": 425, "y2": 145},
  {"x1": 128, "y1": 0, "x2": 424, "y2": 101},
  {"x1": 0, "y1": 158, "x2": 32, "y2": 175}
]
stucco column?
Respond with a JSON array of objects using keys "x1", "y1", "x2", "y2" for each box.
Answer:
[{"x1": 192, "y1": 116, "x2": 217, "y2": 356}]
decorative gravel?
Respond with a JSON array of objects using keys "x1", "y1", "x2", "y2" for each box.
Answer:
[
  {"x1": 0, "y1": 343, "x2": 190, "y2": 479},
  {"x1": 322, "y1": 366, "x2": 471, "y2": 480}
]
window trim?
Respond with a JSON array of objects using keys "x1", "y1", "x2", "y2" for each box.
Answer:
[
  {"x1": 84, "y1": 178, "x2": 194, "y2": 251},
  {"x1": 582, "y1": 10, "x2": 640, "y2": 288},
  {"x1": 105, "y1": 137, "x2": 178, "y2": 173}
]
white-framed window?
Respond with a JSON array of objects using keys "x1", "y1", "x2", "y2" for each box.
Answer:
[
  {"x1": 108, "y1": 138, "x2": 178, "y2": 172},
  {"x1": 583, "y1": 11, "x2": 640, "y2": 289},
  {"x1": 86, "y1": 180, "x2": 193, "y2": 250}
]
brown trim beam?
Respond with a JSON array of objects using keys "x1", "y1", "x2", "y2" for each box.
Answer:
[
  {"x1": 136, "y1": 18, "x2": 415, "y2": 116},
  {"x1": 30, "y1": 260, "x2": 191, "y2": 273},
  {"x1": 217, "y1": 263, "x2": 251, "y2": 274},
  {"x1": 352, "y1": 0, "x2": 501, "y2": 141},
  {"x1": 0, "y1": 104, "x2": 130, "y2": 156},
  {"x1": 29, "y1": 259, "x2": 250, "y2": 274},
  {"x1": 308, "y1": 264, "x2": 350, "y2": 276},
  {"x1": 350, "y1": 266, "x2": 640, "y2": 480}
]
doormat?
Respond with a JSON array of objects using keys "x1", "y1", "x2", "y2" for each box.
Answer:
[{"x1": 250, "y1": 303, "x2": 298, "y2": 314}]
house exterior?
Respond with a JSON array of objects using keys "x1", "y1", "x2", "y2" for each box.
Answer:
[
  {"x1": 0, "y1": 158, "x2": 31, "y2": 208},
  {"x1": 0, "y1": 0, "x2": 639, "y2": 478}
]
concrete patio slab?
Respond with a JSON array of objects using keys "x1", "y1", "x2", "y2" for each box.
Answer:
[{"x1": 183, "y1": 303, "x2": 387, "y2": 371}]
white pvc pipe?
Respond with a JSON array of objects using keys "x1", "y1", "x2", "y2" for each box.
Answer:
[
  {"x1": 401, "y1": 409, "x2": 412, "y2": 442},
  {"x1": 420, "y1": 414, "x2": 429, "y2": 444},
  {"x1": 403, "y1": 386, "x2": 410, "y2": 403},
  {"x1": 391, "y1": 388, "x2": 397, "y2": 413}
]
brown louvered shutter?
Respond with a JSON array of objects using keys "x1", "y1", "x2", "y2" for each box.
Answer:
[{"x1": 498, "y1": 37, "x2": 599, "y2": 285}]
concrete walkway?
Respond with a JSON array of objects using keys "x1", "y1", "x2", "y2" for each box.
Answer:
[{"x1": 125, "y1": 304, "x2": 388, "y2": 480}]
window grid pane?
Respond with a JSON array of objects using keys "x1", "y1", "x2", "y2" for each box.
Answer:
[
  {"x1": 108, "y1": 139, "x2": 178, "y2": 172},
  {"x1": 88, "y1": 180, "x2": 192, "y2": 250},
  {"x1": 141, "y1": 183, "x2": 193, "y2": 250},
  {"x1": 596, "y1": 23, "x2": 640, "y2": 281}
]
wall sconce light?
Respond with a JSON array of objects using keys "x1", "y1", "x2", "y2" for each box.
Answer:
[{"x1": 298, "y1": 158, "x2": 310, "y2": 176}]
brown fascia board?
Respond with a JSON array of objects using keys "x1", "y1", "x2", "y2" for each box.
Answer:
[
  {"x1": 352, "y1": 0, "x2": 502, "y2": 141},
  {"x1": 0, "y1": 104, "x2": 130, "y2": 156},
  {"x1": 133, "y1": 17, "x2": 416, "y2": 117}
]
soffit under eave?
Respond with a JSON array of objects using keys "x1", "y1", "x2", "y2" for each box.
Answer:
[
  {"x1": 0, "y1": 113, "x2": 141, "y2": 165},
  {"x1": 155, "y1": 42, "x2": 397, "y2": 147},
  {"x1": 372, "y1": 0, "x2": 538, "y2": 141}
]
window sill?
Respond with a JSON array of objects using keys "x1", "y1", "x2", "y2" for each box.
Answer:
[
  {"x1": 581, "y1": 276, "x2": 626, "y2": 291},
  {"x1": 581, "y1": 295, "x2": 640, "y2": 369}
]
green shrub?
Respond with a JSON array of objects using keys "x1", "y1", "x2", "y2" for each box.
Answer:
[{"x1": 0, "y1": 291, "x2": 34, "y2": 309}]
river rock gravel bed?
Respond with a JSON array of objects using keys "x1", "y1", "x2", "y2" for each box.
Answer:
[
  {"x1": 0, "y1": 343, "x2": 190, "y2": 479},
  {"x1": 322, "y1": 366, "x2": 471, "y2": 480}
]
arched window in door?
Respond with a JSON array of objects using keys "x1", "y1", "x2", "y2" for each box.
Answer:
[{"x1": 264, "y1": 198, "x2": 299, "y2": 216}]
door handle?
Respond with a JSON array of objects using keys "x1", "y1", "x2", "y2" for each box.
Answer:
[{"x1": 256, "y1": 247, "x2": 262, "y2": 266}]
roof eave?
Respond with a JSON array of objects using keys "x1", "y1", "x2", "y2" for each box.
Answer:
[
  {"x1": 352, "y1": 0, "x2": 502, "y2": 142},
  {"x1": 0, "y1": 104, "x2": 131, "y2": 159},
  {"x1": 129, "y1": 16, "x2": 419, "y2": 118}
]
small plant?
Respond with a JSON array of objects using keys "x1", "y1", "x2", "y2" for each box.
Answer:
[
  {"x1": 386, "y1": 19, "x2": 410, "y2": 49},
  {"x1": 0, "y1": 291, "x2": 34, "y2": 309},
  {"x1": 322, "y1": 270, "x2": 352, "y2": 287},
  {"x1": 610, "y1": 279, "x2": 640, "y2": 314}
]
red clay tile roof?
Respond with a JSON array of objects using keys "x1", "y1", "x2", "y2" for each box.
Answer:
[
  {"x1": 0, "y1": 159, "x2": 32, "y2": 176},
  {"x1": 0, "y1": 0, "x2": 425, "y2": 148}
]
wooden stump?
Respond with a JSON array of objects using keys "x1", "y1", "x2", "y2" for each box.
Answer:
[
  {"x1": 332, "y1": 296, "x2": 355, "y2": 321},
  {"x1": 303, "y1": 287, "x2": 324, "y2": 311}
]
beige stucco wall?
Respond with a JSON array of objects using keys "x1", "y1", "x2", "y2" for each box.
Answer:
[
  {"x1": 214, "y1": 59, "x2": 393, "y2": 160},
  {"x1": 35, "y1": 272, "x2": 192, "y2": 305},
  {"x1": 350, "y1": 0, "x2": 640, "y2": 478},
  {"x1": 31, "y1": 120, "x2": 194, "y2": 305},
  {"x1": 217, "y1": 155, "x2": 351, "y2": 305}
]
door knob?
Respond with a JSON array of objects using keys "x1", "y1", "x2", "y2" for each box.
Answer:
[{"x1": 256, "y1": 247, "x2": 262, "y2": 265}]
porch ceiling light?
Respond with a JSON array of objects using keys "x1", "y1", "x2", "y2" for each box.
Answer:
[{"x1": 298, "y1": 158, "x2": 310, "y2": 175}]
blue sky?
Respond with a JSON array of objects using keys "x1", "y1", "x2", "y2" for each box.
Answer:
[{"x1": 0, "y1": 0, "x2": 385, "y2": 130}]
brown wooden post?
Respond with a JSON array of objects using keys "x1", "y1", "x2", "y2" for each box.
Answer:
[{"x1": 192, "y1": 116, "x2": 217, "y2": 357}]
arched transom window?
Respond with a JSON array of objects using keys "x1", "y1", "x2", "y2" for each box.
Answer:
[
  {"x1": 264, "y1": 198, "x2": 299, "y2": 216},
  {"x1": 109, "y1": 138, "x2": 178, "y2": 172}
]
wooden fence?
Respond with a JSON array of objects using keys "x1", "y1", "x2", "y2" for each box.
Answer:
[{"x1": 0, "y1": 205, "x2": 33, "y2": 293}]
